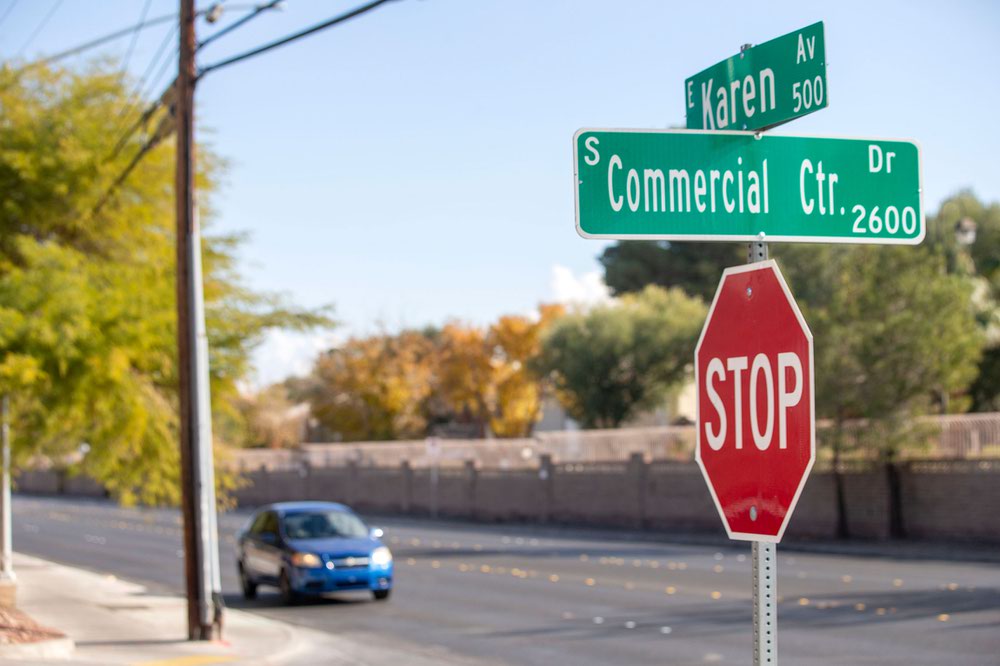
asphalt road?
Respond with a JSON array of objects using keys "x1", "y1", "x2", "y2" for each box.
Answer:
[{"x1": 11, "y1": 495, "x2": 1000, "y2": 665}]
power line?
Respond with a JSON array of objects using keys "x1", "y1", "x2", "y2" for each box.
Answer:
[
  {"x1": 92, "y1": 101, "x2": 176, "y2": 219},
  {"x1": 119, "y1": 0, "x2": 155, "y2": 74},
  {"x1": 198, "y1": 0, "x2": 283, "y2": 51},
  {"x1": 33, "y1": 4, "x2": 262, "y2": 67},
  {"x1": 107, "y1": 69, "x2": 176, "y2": 163},
  {"x1": 16, "y1": 0, "x2": 64, "y2": 58},
  {"x1": 36, "y1": 12, "x2": 177, "y2": 65},
  {"x1": 199, "y1": 0, "x2": 398, "y2": 78},
  {"x1": 107, "y1": 25, "x2": 178, "y2": 162},
  {"x1": 0, "y1": 0, "x2": 20, "y2": 31},
  {"x1": 97, "y1": 0, "x2": 402, "y2": 216}
]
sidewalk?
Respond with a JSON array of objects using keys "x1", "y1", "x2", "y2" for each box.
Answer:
[{"x1": 6, "y1": 552, "x2": 485, "y2": 665}]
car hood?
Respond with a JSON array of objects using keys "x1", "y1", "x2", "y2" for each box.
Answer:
[{"x1": 286, "y1": 536, "x2": 378, "y2": 555}]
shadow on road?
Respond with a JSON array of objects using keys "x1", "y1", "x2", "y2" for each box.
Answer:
[
  {"x1": 474, "y1": 587, "x2": 998, "y2": 642},
  {"x1": 223, "y1": 591, "x2": 373, "y2": 610}
]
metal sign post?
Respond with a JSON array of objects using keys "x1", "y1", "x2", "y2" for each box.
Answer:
[
  {"x1": 752, "y1": 541, "x2": 777, "y2": 665},
  {"x1": 748, "y1": 233, "x2": 775, "y2": 665}
]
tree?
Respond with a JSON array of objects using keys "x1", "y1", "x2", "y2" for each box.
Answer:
[
  {"x1": 234, "y1": 384, "x2": 307, "y2": 449},
  {"x1": 485, "y1": 304, "x2": 564, "y2": 437},
  {"x1": 922, "y1": 191, "x2": 1000, "y2": 411},
  {"x1": 0, "y1": 63, "x2": 328, "y2": 504},
  {"x1": 307, "y1": 331, "x2": 434, "y2": 441},
  {"x1": 435, "y1": 324, "x2": 494, "y2": 437},
  {"x1": 535, "y1": 286, "x2": 706, "y2": 428},
  {"x1": 599, "y1": 241, "x2": 745, "y2": 302},
  {"x1": 788, "y1": 244, "x2": 982, "y2": 536}
]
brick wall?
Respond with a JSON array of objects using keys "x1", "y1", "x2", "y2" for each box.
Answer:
[{"x1": 15, "y1": 458, "x2": 1000, "y2": 544}]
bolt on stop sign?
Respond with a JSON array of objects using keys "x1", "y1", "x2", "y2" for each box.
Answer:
[{"x1": 695, "y1": 260, "x2": 815, "y2": 542}]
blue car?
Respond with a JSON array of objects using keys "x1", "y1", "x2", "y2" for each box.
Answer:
[{"x1": 236, "y1": 501, "x2": 393, "y2": 604}]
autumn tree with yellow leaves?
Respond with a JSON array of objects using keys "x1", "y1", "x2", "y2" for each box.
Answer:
[{"x1": 307, "y1": 306, "x2": 565, "y2": 441}]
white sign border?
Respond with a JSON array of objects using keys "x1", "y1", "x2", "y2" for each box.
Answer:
[
  {"x1": 572, "y1": 127, "x2": 925, "y2": 246},
  {"x1": 693, "y1": 260, "x2": 816, "y2": 543}
]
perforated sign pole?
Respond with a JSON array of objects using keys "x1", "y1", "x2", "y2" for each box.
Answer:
[
  {"x1": 747, "y1": 172, "x2": 777, "y2": 666},
  {"x1": 745, "y1": 41, "x2": 777, "y2": 666}
]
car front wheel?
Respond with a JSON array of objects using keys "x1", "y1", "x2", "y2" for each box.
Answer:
[
  {"x1": 372, "y1": 589, "x2": 391, "y2": 601},
  {"x1": 239, "y1": 563, "x2": 257, "y2": 600},
  {"x1": 279, "y1": 570, "x2": 299, "y2": 606}
]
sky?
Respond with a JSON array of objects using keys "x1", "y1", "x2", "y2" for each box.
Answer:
[{"x1": 2, "y1": 0, "x2": 999, "y2": 386}]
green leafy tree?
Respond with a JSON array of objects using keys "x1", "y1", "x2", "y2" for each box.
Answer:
[
  {"x1": 777, "y1": 244, "x2": 981, "y2": 536},
  {"x1": 599, "y1": 241, "x2": 745, "y2": 302},
  {"x1": 922, "y1": 191, "x2": 1000, "y2": 411},
  {"x1": 535, "y1": 286, "x2": 706, "y2": 428},
  {"x1": 0, "y1": 63, "x2": 329, "y2": 504}
]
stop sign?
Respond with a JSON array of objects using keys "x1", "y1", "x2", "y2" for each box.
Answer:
[{"x1": 695, "y1": 260, "x2": 814, "y2": 542}]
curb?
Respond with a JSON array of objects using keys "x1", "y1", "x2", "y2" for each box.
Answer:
[{"x1": 0, "y1": 636, "x2": 75, "y2": 661}]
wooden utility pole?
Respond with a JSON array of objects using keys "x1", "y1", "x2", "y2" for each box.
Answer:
[{"x1": 176, "y1": 0, "x2": 222, "y2": 641}]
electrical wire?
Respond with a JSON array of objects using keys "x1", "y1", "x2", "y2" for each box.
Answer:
[
  {"x1": 33, "y1": 4, "x2": 262, "y2": 67},
  {"x1": 199, "y1": 0, "x2": 397, "y2": 78},
  {"x1": 198, "y1": 0, "x2": 283, "y2": 51},
  {"x1": 108, "y1": 0, "x2": 279, "y2": 165},
  {"x1": 0, "y1": 0, "x2": 20, "y2": 31},
  {"x1": 96, "y1": 0, "x2": 403, "y2": 216},
  {"x1": 16, "y1": 0, "x2": 64, "y2": 58},
  {"x1": 107, "y1": 26, "x2": 178, "y2": 163},
  {"x1": 119, "y1": 0, "x2": 154, "y2": 74}
]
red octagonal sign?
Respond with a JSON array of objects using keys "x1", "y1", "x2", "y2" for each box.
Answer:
[{"x1": 696, "y1": 261, "x2": 815, "y2": 543}]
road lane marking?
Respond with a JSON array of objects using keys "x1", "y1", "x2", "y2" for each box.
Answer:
[{"x1": 133, "y1": 656, "x2": 237, "y2": 666}]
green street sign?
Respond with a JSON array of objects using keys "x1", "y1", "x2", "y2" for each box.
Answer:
[
  {"x1": 574, "y1": 129, "x2": 923, "y2": 244},
  {"x1": 686, "y1": 22, "x2": 827, "y2": 131}
]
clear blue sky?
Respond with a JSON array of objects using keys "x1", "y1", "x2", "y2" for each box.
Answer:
[{"x1": 3, "y1": 0, "x2": 999, "y2": 383}]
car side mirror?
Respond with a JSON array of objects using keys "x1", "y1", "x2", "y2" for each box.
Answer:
[
  {"x1": 369, "y1": 527, "x2": 384, "y2": 539},
  {"x1": 260, "y1": 531, "x2": 278, "y2": 545}
]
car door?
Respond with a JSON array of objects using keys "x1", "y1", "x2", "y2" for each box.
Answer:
[
  {"x1": 242, "y1": 511, "x2": 270, "y2": 577},
  {"x1": 256, "y1": 511, "x2": 284, "y2": 580}
]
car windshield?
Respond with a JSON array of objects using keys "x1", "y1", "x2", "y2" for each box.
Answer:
[{"x1": 281, "y1": 510, "x2": 369, "y2": 540}]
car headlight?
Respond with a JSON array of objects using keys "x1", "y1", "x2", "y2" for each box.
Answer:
[
  {"x1": 291, "y1": 552, "x2": 323, "y2": 568},
  {"x1": 371, "y1": 546, "x2": 392, "y2": 566}
]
